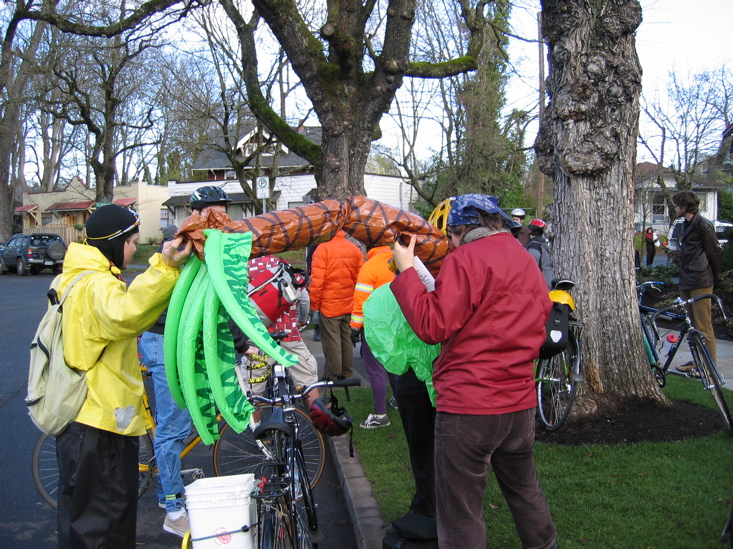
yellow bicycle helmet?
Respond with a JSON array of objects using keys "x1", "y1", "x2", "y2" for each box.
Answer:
[{"x1": 428, "y1": 197, "x2": 455, "y2": 235}]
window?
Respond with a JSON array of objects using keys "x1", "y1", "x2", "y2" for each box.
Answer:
[
  {"x1": 652, "y1": 193, "x2": 666, "y2": 223},
  {"x1": 42, "y1": 213, "x2": 53, "y2": 225},
  {"x1": 160, "y1": 209, "x2": 172, "y2": 228}
]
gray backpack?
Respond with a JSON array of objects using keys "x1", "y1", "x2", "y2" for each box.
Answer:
[{"x1": 26, "y1": 271, "x2": 94, "y2": 436}]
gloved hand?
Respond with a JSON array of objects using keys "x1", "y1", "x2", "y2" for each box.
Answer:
[{"x1": 350, "y1": 328, "x2": 362, "y2": 347}]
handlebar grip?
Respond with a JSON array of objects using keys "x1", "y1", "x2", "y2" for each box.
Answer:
[{"x1": 330, "y1": 377, "x2": 362, "y2": 387}]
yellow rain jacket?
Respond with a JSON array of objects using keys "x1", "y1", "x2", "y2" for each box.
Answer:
[{"x1": 58, "y1": 243, "x2": 181, "y2": 436}]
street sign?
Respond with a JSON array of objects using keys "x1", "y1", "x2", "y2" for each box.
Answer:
[{"x1": 256, "y1": 176, "x2": 270, "y2": 199}]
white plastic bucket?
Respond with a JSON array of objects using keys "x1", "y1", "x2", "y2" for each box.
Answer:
[{"x1": 185, "y1": 473, "x2": 256, "y2": 549}]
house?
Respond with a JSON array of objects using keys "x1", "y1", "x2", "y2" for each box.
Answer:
[
  {"x1": 190, "y1": 126, "x2": 321, "y2": 181},
  {"x1": 164, "y1": 173, "x2": 416, "y2": 226},
  {"x1": 15, "y1": 176, "x2": 171, "y2": 244},
  {"x1": 634, "y1": 162, "x2": 724, "y2": 237},
  {"x1": 164, "y1": 126, "x2": 416, "y2": 224}
]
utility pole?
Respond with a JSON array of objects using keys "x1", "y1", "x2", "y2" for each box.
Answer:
[{"x1": 537, "y1": 12, "x2": 546, "y2": 219}]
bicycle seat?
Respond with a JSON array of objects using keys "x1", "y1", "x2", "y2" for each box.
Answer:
[
  {"x1": 551, "y1": 279, "x2": 575, "y2": 292},
  {"x1": 253, "y1": 407, "x2": 294, "y2": 440},
  {"x1": 270, "y1": 331, "x2": 289, "y2": 342}
]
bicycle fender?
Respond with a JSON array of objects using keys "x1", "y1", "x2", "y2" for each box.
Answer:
[
  {"x1": 163, "y1": 254, "x2": 202, "y2": 409},
  {"x1": 203, "y1": 229, "x2": 298, "y2": 368}
]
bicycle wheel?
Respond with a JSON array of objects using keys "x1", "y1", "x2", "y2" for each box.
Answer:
[
  {"x1": 294, "y1": 444, "x2": 319, "y2": 536},
  {"x1": 536, "y1": 330, "x2": 580, "y2": 430},
  {"x1": 32, "y1": 431, "x2": 155, "y2": 510},
  {"x1": 31, "y1": 433, "x2": 59, "y2": 509},
  {"x1": 689, "y1": 332, "x2": 733, "y2": 433},
  {"x1": 258, "y1": 500, "x2": 292, "y2": 549},
  {"x1": 213, "y1": 405, "x2": 325, "y2": 489}
]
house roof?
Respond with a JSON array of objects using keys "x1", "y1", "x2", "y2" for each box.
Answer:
[
  {"x1": 14, "y1": 204, "x2": 38, "y2": 212},
  {"x1": 115, "y1": 198, "x2": 137, "y2": 207},
  {"x1": 45, "y1": 198, "x2": 137, "y2": 212},
  {"x1": 162, "y1": 191, "x2": 280, "y2": 208},
  {"x1": 634, "y1": 162, "x2": 725, "y2": 189},
  {"x1": 191, "y1": 127, "x2": 322, "y2": 172},
  {"x1": 46, "y1": 201, "x2": 95, "y2": 211}
]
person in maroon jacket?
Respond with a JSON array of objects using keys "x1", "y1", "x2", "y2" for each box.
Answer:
[{"x1": 391, "y1": 194, "x2": 557, "y2": 549}]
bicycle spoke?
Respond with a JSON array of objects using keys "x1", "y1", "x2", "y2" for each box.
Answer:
[{"x1": 690, "y1": 332, "x2": 733, "y2": 433}]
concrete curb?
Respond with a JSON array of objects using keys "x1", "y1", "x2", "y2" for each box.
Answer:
[{"x1": 327, "y1": 434, "x2": 386, "y2": 549}]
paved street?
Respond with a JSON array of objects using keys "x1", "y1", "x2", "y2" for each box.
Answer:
[{"x1": 0, "y1": 272, "x2": 360, "y2": 549}]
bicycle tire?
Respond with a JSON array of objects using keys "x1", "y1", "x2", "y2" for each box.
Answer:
[
  {"x1": 689, "y1": 332, "x2": 733, "y2": 433},
  {"x1": 32, "y1": 431, "x2": 155, "y2": 510},
  {"x1": 213, "y1": 405, "x2": 325, "y2": 489},
  {"x1": 294, "y1": 444, "x2": 319, "y2": 540},
  {"x1": 258, "y1": 500, "x2": 292, "y2": 549},
  {"x1": 31, "y1": 433, "x2": 60, "y2": 509},
  {"x1": 536, "y1": 330, "x2": 580, "y2": 430}
]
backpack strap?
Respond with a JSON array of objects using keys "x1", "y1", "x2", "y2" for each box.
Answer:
[{"x1": 50, "y1": 271, "x2": 97, "y2": 307}]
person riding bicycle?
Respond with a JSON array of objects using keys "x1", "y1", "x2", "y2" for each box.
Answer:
[
  {"x1": 391, "y1": 194, "x2": 556, "y2": 548},
  {"x1": 526, "y1": 219, "x2": 555, "y2": 289},
  {"x1": 141, "y1": 186, "x2": 233, "y2": 538},
  {"x1": 137, "y1": 223, "x2": 195, "y2": 537}
]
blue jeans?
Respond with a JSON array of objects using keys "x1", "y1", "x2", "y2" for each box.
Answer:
[{"x1": 138, "y1": 332, "x2": 192, "y2": 514}]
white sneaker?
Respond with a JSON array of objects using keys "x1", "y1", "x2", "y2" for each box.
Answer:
[
  {"x1": 163, "y1": 512, "x2": 189, "y2": 538},
  {"x1": 360, "y1": 413, "x2": 390, "y2": 429}
]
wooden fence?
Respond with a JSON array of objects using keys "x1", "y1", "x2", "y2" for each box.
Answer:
[{"x1": 26, "y1": 224, "x2": 86, "y2": 245}]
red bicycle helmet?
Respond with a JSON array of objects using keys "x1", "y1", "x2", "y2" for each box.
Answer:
[
  {"x1": 529, "y1": 218, "x2": 547, "y2": 229},
  {"x1": 309, "y1": 395, "x2": 353, "y2": 437}
]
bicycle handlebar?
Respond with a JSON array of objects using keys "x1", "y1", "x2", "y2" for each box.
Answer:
[
  {"x1": 636, "y1": 281, "x2": 664, "y2": 295},
  {"x1": 328, "y1": 377, "x2": 362, "y2": 388},
  {"x1": 651, "y1": 293, "x2": 727, "y2": 323},
  {"x1": 248, "y1": 376, "x2": 362, "y2": 406}
]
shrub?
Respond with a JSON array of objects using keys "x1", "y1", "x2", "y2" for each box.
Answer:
[{"x1": 636, "y1": 264, "x2": 679, "y2": 286}]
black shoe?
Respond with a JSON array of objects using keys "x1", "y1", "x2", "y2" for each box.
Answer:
[{"x1": 313, "y1": 330, "x2": 321, "y2": 342}]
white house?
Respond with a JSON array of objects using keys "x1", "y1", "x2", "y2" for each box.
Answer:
[
  {"x1": 634, "y1": 162, "x2": 723, "y2": 238},
  {"x1": 163, "y1": 174, "x2": 416, "y2": 226}
]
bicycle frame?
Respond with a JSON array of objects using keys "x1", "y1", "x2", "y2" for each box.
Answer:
[
  {"x1": 649, "y1": 293, "x2": 727, "y2": 381},
  {"x1": 249, "y1": 364, "x2": 360, "y2": 547}
]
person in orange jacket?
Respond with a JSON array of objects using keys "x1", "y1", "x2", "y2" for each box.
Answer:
[
  {"x1": 350, "y1": 245, "x2": 398, "y2": 428},
  {"x1": 309, "y1": 231, "x2": 364, "y2": 379}
]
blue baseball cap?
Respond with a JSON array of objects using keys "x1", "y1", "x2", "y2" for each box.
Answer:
[{"x1": 447, "y1": 194, "x2": 515, "y2": 227}]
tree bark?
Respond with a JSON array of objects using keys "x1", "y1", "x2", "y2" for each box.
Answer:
[{"x1": 535, "y1": 0, "x2": 667, "y2": 402}]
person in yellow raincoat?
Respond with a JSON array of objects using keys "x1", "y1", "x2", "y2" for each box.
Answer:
[{"x1": 54, "y1": 204, "x2": 192, "y2": 549}]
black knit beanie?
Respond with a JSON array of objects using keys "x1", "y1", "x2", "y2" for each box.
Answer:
[{"x1": 85, "y1": 205, "x2": 139, "y2": 268}]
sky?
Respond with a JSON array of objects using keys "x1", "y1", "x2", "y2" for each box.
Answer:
[{"x1": 504, "y1": 0, "x2": 733, "y2": 162}]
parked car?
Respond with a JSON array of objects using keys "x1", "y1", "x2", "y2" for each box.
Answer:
[
  {"x1": 714, "y1": 220, "x2": 733, "y2": 246},
  {"x1": 665, "y1": 219, "x2": 733, "y2": 252},
  {"x1": 0, "y1": 233, "x2": 66, "y2": 276}
]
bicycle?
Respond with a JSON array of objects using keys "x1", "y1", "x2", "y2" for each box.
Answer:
[
  {"x1": 244, "y1": 362, "x2": 361, "y2": 549},
  {"x1": 646, "y1": 293, "x2": 733, "y2": 432},
  {"x1": 32, "y1": 351, "x2": 326, "y2": 509},
  {"x1": 535, "y1": 279, "x2": 584, "y2": 431},
  {"x1": 636, "y1": 281, "x2": 686, "y2": 387}
]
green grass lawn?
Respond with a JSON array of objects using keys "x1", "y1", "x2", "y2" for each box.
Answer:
[{"x1": 347, "y1": 376, "x2": 733, "y2": 548}]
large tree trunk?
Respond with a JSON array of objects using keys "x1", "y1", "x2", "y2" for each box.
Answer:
[
  {"x1": 0, "y1": 13, "x2": 48, "y2": 241},
  {"x1": 535, "y1": 0, "x2": 667, "y2": 403}
]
